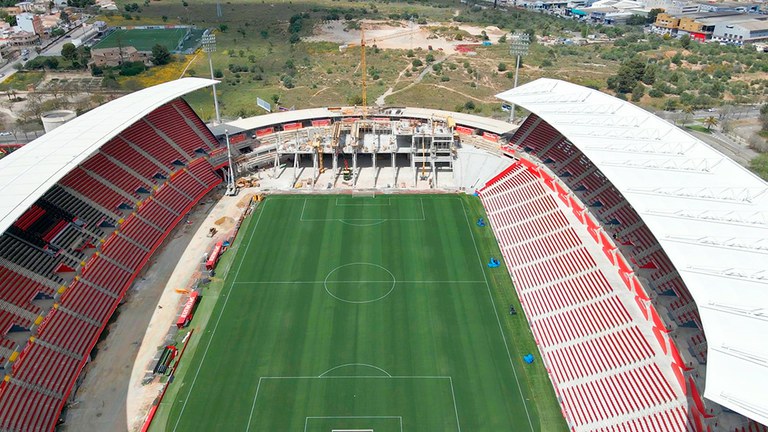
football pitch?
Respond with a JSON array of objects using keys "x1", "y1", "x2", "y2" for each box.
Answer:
[
  {"x1": 156, "y1": 194, "x2": 555, "y2": 431},
  {"x1": 92, "y1": 28, "x2": 188, "y2": 52}
]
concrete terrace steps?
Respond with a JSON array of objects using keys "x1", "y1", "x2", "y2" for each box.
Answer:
[
  {"x1": 100, "y1": 151, "x2": 157, "y2": 187},
  {"x1": 115, "y1": 232, "x2": 151, "y2": 253},
  {"x1": 495, "y1": 207, "x2": 563, "y2": 232},
  {"x1": 96, "y1": 254, "x2": 134, "y2": 275},
  {"x1": 509, "y1": 241, "x2": 592, "y2": 272},
  {"x1": 57, "y1": 305, "x2": 102, "y2": 328},
  {"x1": 81, "y1": 169, "x2": 141, "y2": 203},
  {"x1": 183, "y1": 167, "x2": 209, "y2": 188},
  {"x1": 171, "y1": 103, "x2": 217, "y2": 150},
  {"x1": 0, "y1": 299, "x2": 39, "y2": 324},
  {"x1": 74, "y1": 278, "x2": 119, "y2": 300},
  {"x1": 479, "y1": 160, "x2": 690, "y2": 432},
  {"x1": 166, "y1": 182, "x2": 194, "y2": 202},
  {"x1": 32, "y1": 338, "x2": 82, "y2": 362},
  {"x1": 7, "y1": 377, "x2": 62, "y2": 400},
  {"x1": 58, "y1": 185, "x2": 122, "y2": 220},
  {"x1": 577, "y1": 399, "x2": 689, "y2": 432},
  {"x1": 0, "y1": 258, "x2": 60, "y2": 292},
  {"x1": 143, "y1": 119, "x2": 194, "y2": 162},
  {"x1": 121, "y1": 136, "x2": 171, "y2": 175}
]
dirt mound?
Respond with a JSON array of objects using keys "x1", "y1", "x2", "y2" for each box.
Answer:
[
  {"x1": 214, "y1": 216, "x2": 234, "y2": 226},
  {"x1": 237, "y1": 193, "x2": 255, "y2": 208}
]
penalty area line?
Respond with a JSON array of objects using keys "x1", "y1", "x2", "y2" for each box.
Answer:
[{"x1": 231, "y1": 280, "x2": 487, "y2": 285}]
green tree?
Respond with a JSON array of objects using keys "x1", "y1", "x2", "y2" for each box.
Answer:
[
  {"x1": 61, "y1": 42, "x2": 77, "y2": 61},
  {"x1": 680, "y1": 34, "x2": 691, "y2": 50},
  {"x1": 682, "y1": 105, "x2": 694, "y2": 125},
  {"x1": 497, "y1": 62, "x2": 508, "y2": 72},
  {"x1": 703, "y1": 116, "x2": 718, "y2": 131},
  {"x1": 631, "y1": 83, "x2": 645, "y2": 101},
  {"x1": 759, "y1": 104, "x2": 768, "y2": 132},
  {"x1": 647, "y1": 8, "x2": 664, "y2": 23},
  {"x1": 67, "y1": 0, "x2": 95, "y2": 7},
  {"x1": 610, "y1": 57, "x2": 647, "y2": 93},
  {"x1": 151, "y1": 44, "x2": 171, "y2": 65}
]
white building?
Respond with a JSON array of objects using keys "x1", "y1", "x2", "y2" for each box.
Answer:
[
  {"x1": 713, "y1": 18, "x2": 768, "y2": 45},
  {"x1": 16, "y1": 12, "x2": 42, "y2": 36}
]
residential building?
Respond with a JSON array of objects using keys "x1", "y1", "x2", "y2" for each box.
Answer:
[
  {"x1": 652, "y1": 12, "x2": 681, "y2": 34},
  {"x1": 16, "y1": 13, "x2": 43, "y2": 37},
  {"x1": 0, "y1": 28, "x2": 38, "y2": 46},
  {"x1": 90, "y1": 46, "x2": 151, "y2": 67},
  {"x1": 14, "y1": 2, "x2": 32, "y2": 12}
]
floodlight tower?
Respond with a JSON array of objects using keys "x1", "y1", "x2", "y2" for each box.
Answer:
[
  {"x1": 224, "y1": 129, "x2": 237, "y2": 195},
  {"x1": 508, "y1": 32, "x2": 530, "y2": 123},
  {"x1": 202, "y1": 33, "x2": 221, "y2": 125}
]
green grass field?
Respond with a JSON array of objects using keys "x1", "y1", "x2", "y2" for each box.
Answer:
[
  {"x1": 154, "y1": 194, "x2": 566, "y2": 431},
  {"x1": 92, "y1": 28, "x2": 188, "y2": 52}
]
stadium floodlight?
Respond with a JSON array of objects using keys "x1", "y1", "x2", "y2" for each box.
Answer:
[
  {"x1": 508, "y1": 32, "x2": 530, "y2": 123},
  {"x1": 224, "y1": 129, "x2": 236, "y2": 195},
  {"x1": 202, "y1": 33, "x2": 221, "y2": 125}
]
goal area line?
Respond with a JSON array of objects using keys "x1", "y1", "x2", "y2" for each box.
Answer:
[
  {"x1": 249, "y1": 376, "x2": 461, "y2": 432},
  {"x1": 305, "y1": 415, "x2": 401, "y2": 432}
]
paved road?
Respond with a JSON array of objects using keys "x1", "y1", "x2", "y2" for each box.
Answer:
[
  {"x1": 654, "y1": 106, "x2": 762, "y2": 124},
  {"x1": 0, "y1": 23, "x2": 91, "y2": 82},
  {"x1": 40, "y1": 24, "x2": 94, "y2": 57},
  {"x1": 686, "y1": 129, "x2": 758, "y2": 167}
]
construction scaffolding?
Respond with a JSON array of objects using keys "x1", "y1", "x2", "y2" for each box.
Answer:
[{"x1": 233, "y1": 115, "x2": 458, "y2": 189}]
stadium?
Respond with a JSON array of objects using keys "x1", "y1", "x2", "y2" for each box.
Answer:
[{"x1": 0, "y1": 76, "x2": 765, "y2": 432}]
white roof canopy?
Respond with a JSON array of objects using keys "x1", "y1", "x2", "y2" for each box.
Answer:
[
  {"x1": 498, "y1": 78, "x2": 768, "y2": 426},
  {"x1": 0, "y1": 77, "x2": 216, "y2": 236}
]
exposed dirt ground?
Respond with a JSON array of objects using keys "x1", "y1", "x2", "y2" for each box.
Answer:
[
  {"x1": 305, "y1": 20, "x2": 506, "y2": 53},
  {"x1": 59, "y1": 188, "x2": 246, "y2": 432}
]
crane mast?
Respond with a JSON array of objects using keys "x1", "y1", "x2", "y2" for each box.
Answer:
[{"x1": 360, "y1": 26, "x2": 367, "y2": 116}]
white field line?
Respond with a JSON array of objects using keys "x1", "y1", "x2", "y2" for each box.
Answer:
[
  {"x1": 248, "y1": 376, "x2": 457, "y2": 432},
  {"x1": 232, "y1": 280, "x2": 487, "y2": 285},
  {"x1": 459, "y1": 198, "x2": 535, "y2": 432},
  {"x1": 171, "y1": 201, "x2": 269, "y2": 432}
]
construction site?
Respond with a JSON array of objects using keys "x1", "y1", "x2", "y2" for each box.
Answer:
[{"x1": 213, "y1": 106, "x2": 514, "y2": 192}]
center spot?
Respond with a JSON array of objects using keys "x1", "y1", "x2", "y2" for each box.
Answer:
[{"x1": 323, "y1": 263, "x2": 395, "y2": 304}]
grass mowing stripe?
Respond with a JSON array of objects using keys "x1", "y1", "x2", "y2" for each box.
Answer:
[
  {"x1": 459, "y1": 198, "x2": 535, "y2": 432},
  {"x1": 158, "y1": 195, "x2": 558, "y2": 431},
  {"x1": 171, "y1": 200, "x2": 269, "y2": 432}
]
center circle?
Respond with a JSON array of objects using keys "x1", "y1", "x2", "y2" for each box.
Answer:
[{"x1": 324, "y1": 263, "x2": 396, "y2": 304}]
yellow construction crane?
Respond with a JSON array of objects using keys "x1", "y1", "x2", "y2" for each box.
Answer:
[
  {"x1": 314, "y1": 138, "x2": 325, "y2": 174},
  {"x1": 361, "y1": 26, "x2": 367, "y2": 113},
  {"x1": 339, "y1": 27, "x2": 420, "y2": 117}
]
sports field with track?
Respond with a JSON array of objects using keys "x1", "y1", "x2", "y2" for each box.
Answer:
[
  {"x1": 92, "y1": 28, "x2": 188, "y2": 52},
  {"x1": 154, "y1": 194, "x2": 566, "y2": 431}
]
